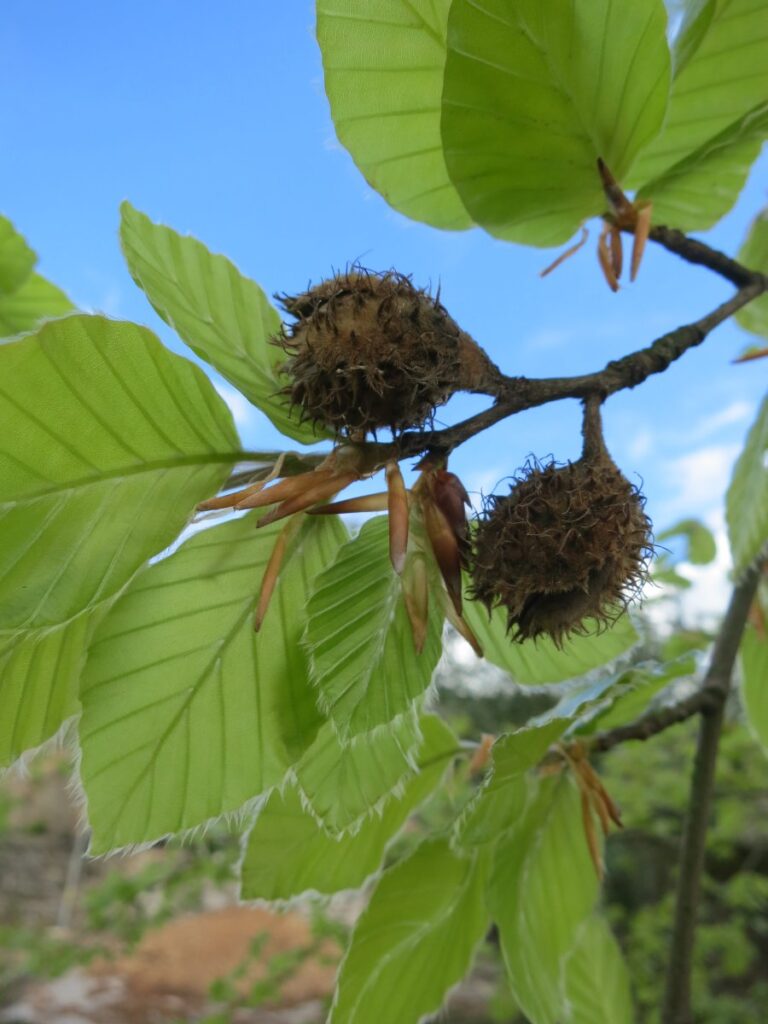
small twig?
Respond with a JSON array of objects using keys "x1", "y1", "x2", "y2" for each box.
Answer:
[
  {"x1": 391, "y1": 275, "x2": 765, "y2": 459},
  {"x1": 589, "y1": 687, "x2": 719, "y2": 754},
  {"x1": 661, "y1": 562, "x2": 761, "y2": 1024},
  {"x1": 646, "y1": 225, "x2": 762, "y2": 288}
]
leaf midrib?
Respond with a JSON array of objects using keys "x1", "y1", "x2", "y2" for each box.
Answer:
[{"x1": 1, "y1": 449, "x2": 251, "y2": 502}]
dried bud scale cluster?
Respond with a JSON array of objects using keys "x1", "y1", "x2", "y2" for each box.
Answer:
[
  {"x1": 471, "y1": 452, "x2": 652, "y2": 646},
  {"x1": 277, "y1": 269, "x2": 497, "y2": 436}
]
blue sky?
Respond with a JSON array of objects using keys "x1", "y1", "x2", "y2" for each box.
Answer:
[{"x1": 2, "y1": 1, "x2": 766, "y2": 600}]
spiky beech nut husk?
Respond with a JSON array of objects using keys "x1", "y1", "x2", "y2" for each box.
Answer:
[
  {"x1": 277, "y1": 269, "x2": 493, "y2": 435},
  {"x1": 470, "y1": 454, "x2": 652, "y2": 646}
]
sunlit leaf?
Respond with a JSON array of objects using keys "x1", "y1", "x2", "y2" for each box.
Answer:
[
  {"x1": 317, "y1": 0, "x2": 472, "y2": 230},
  {"x1": 657, "y1": 517, "x2": 717, "y2": 565},
  {"x1": 295, "y1": 710, "x2": 422, "y2": 834},
  {"x1": 741, "y1": 622, "x2": 768, "y2": 754},
  {"x1": 461, "y1": 594, "x2": 638, "y2": 683},
  {"x1": 0, "y1": 314, "x2": 239, "y2": 632},
  {"x1": 562, "y1": 915, "x2": 634, "y2": 1023},
  {"x1": 573, "y1": 656, "x2": 696, "y2": 734},
  {"x1": 0, "y1": 215, "x2": 35, "y2": 294},
  {"x1": 735, "y1": 208, "x2": 768, "y2": 339},
  {"x1": 306, "y1": 516, "x2": 443, "y2": 737},
  {"x1": 726, "y1": 395, "x2": 768, "y2": 576},
  {"x1": 79, "y1": 514, "x2": 346, "y2": 852},
  {"x1": 0, "y1": 272, "x2": 74, "y2": 337},
  {"x1": 629, "y1": 0, "x2": 768, "y2": 187},
  {"x1": 330, "y1": 838, "x2": 488, "y2": 1024},
  {"x1": 241, "y1": 715, "x2": 458, "y2": 900},
  {"x1": 441, "y1": 0, "x2": 670, "y2": 246},
  {"x1": 0, "y1": 611, "x2": 98, "y2": 766},
  {"x1": 637, "y1": 101, "x2": 768, "y2": 230},
  {"x1": 120, "y1": 203, "x2": 327, "y2": 445},
  {"x1": 458, "y1": 719, "x2": 569, "y2": 846},
  {"x1": 489, "y1": 774, "x2": 599, "y2": 1024}
]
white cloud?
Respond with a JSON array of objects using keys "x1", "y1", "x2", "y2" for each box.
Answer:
[
  {"x1": 626, "y1": 428, "x2": 654, "y2": 460},
  {"x1": 661, "y1": 442, "x2": 741, "y2": 519},
  {"x1": 686, "y1": 399, "x2": 754, "y2": 443}
]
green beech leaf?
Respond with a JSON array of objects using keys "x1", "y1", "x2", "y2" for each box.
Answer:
[
  {"x1": 120, "y1": 203, "x2": 326, "y2": 445},
  {"x1": 458, "y1": 718, "x2": 570, "y2": 846},
  {"x1": 573, "y1": 656, "x2": 696, "y2": 735},
  {"x1": 657, "y1": 517, "x2": 717, "y2": 565},
  {"x1": 79, "y1": 514, "x2": 346, "y2": 853},
  {"x1": 0, "y1": 611, "x2": 99, "y2": 766},
  {"x1": 671, "y1": 0, "x2": 716, "y2": 77},
  {"x1": 241, "y1": 715, "x2": 458, "y2": 900},
  {"x1": 735, "y1": 209, "x2": 768, "y2": 339},
  {"x1": 0, "y1": 216, "x2": 36, "y2": 294},
  {"x1": 726, "y1": 395, "x2": 768, "y2": 576},
  {"x1": 0, "y1": 314, "x2": 239, "y2": 632},
  {"x1": 741, "y1": 622, "x2": 768, "y2": 753},
  {"x1": 562, "y1": 915, "x2": 634, "y2": 1024},
  {"x1": 637, "y1": 101, "x2": 768, "y2": 230},
  {"x1": 489, "y1": 775, "x2": 599, "y2": 1024},
  {"x1": 330, "y1": 838, "x2": 488, "y2": 1024},
  {"x1": 461, "y1": 594, "x2": 638, "y2": 683},
  {"x1": 306, "y1": 516, "x2": 444, "y2": 738},
  {"x1": 295, "y1": 710, "x2": 422, "y2": 834},
  {"x1": 629, "y1": 0, "x2": 768, "y2": 187},
  {"x1": 317, "y1": 0, "x2": 472, "y2": 230},
  {"x1": 0, "y1": 272, "x2": 74, "y2": 337},
  {"x1": 441, "y1": 0, "x2": 670, "y2": 246}
]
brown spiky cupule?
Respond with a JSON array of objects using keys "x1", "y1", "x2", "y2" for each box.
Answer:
[
  {"x1": 275, "y1": 269, "x2": 501, "y2": 436},
  {"x1": 470, "y1": 397, "x2": 653, "y2": 646}
]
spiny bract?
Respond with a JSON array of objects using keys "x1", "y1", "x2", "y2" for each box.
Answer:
[
  {"x1": 471, "y1": 454, "x2": 652, "y2": 646},
  {"x1": 277, "y1": 269, "x2": 486, "y2": 436}
]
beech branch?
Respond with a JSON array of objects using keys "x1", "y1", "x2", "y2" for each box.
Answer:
[
  {"x1": 217, "y1": 227, "x2": 766, "y2": 491},
  {"x1": 385, "y1": 227, "x2": 767, "y2": 461},
  {"x1": 589, "y1": 563, "x2": 762, "y2": 757}
]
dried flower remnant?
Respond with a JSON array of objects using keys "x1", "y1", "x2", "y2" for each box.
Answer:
[
  {"x1": 277, "y1": 268, "x2": 500, "y2": 436},
  {"x1": 471, "y1": 404, "x2": 652, "y2": 646}
]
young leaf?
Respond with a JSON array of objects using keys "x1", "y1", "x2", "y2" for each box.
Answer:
[
  {"x1": 562, "y1": 915, "x2": 634, "y2": 1024},
  {"x1": 735, "y1": 209, "x2": 768, "y2": 339},
  {"x1": 0, "y1": 272, "x2": 74, "y2": 336},
  {"x1": 317, "y1": 0, "x2": 472, "y2": 230},
  {"x1": 120, "y1": 203, "x2": 327, "y2": 445},
  {"x1": 0, "y1": 215, "x2": 36, "y2": 294},
  {"x1": 441, "y1": 0, "x2": 670, "y2": 246},
  {"x1": 489, "y1": 774, "x2": 600, "y2": 1024},
  {"x1": 629, "y1": 0, "x2": 768, "y2": 187},
  {"x1": 461, "y1": 595, "x2": 638, "y2": 684},
  {"x1": 657, "y1": 517, "x2": 717, "y2": 565},
  {"x1": 305, "y1": 516, "x2": 444, "y2": 738},
  {"x1": 329, "y1": 838, "x2": 489, "y2": 1024},
  {"x1": 636, "y1": 101, "x2": 768, "y2": 231},
  {"x1": 294, "y1": 710, "x2": 422, "y2": 834},
  {"x1": 0, "y1": 314, "x2": 239, "y2": 632},
  {"x1": 726, "y1": 395, "x2": 768, "y2": 576},
  {"x1": 458, "y1": 718, "x2": 570, "y2": 846},
  {"x1": 241, "y1": 715, "x2": 458, "y2": 900},
  {"x1": 79, "y1": 514, "x2": 346, "y2": 852},
  {"x1": 741, "y1": 622, "x2": 768, "y2": 754},
  {"x1": 0, "y1": 611, "x2": 98, "y2": 766}
]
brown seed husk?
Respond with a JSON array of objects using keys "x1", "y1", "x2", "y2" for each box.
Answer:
[
  {"x1": 470, "y1": 455, "x2": 652, "y2": 646},
  {"x1": 277, "y1": 269, "x2": 483, "y2": 435}
]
